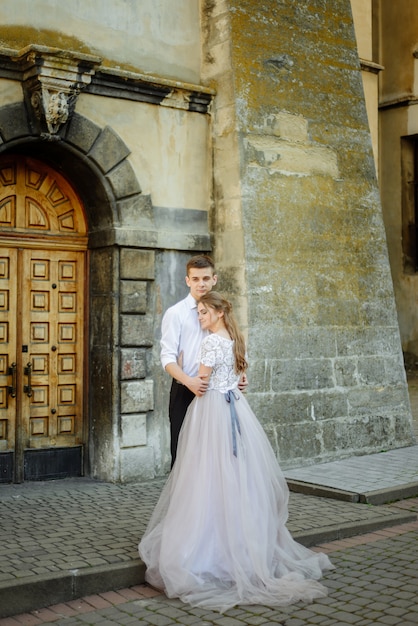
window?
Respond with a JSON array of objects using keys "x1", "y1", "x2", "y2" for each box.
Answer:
[{"x1": 401, "y1": 136, "x2": 418, "y2": 273}]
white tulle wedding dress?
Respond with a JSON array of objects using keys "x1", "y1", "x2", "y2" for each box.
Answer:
[{"x1": 139, "y1": 334, "x2": 334, "y2": 612}]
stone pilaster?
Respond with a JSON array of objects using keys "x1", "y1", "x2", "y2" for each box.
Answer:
[{"x1": 202, "y1": 0, "x2": 415, "y2": 465}]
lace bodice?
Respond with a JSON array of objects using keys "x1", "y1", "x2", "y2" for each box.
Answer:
[{"x1": 199, "y1": 333, "x2": 240, "y2": 392}]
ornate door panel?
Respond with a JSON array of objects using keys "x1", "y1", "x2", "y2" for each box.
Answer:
[
  {"x1": 0, "y1": 155, "x2": 87, "y2": 482},
  {"x1": 0, "y1": 156, "x2": 87, "y2": 240},
  {"x1": 0, "y1": 249, "x2": 17, "y2": 465},
  {"x1": 22, "y1": 249, "x2": 85, "y2": 447}
]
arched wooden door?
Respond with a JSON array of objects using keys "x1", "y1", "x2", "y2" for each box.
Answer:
[{"x1": 0, "y1": 155, "x2": 88, "y2": 482}]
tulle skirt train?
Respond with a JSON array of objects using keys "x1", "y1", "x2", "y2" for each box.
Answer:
[{"x1": 138, "y1": 389, "x2": 334, "y2": 612}]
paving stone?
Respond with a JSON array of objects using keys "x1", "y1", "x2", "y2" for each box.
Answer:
[
  {"x1": 243, "y1": 616, "x2": 275, "y2": 625},
  {"x1": 213, "y1": 617, "x2": 247, "y2": 626}
]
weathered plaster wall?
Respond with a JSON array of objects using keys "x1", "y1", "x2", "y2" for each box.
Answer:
[
  {"x1": 350, "y1": 0, "x2": 380, "y2": 173},
  {"x1": 203, "y1": 0, "x2": 414, "y2": 467},
  {"x1": 76, "y1": 94, "x2": 211, "y2": 212},
  {"x1": 0, "y1": 0, "x2": 201, "y2": 84},
  {"x1": 379, "y1": 2, "x2": 418, "y2": 357},
  {"x1": 351, "y1": 0, "x2": 373, "y2": 59},
  {"x1": 378, "y1": 0, "x2": 416, "y2": 102}
]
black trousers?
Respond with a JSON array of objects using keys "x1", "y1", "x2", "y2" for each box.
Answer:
[{"x1": 169, "y1": 380, "x2": 195, "y2": 467}]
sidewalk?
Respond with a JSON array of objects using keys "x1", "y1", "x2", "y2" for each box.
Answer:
[
  {"x1": 0, "y1": 378, "x2": 417, "y2": 620},
  {"x1": 284, "y1": 445, "x2": 418, "y2": 505}
]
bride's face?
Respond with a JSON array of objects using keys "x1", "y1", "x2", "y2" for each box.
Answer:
[{"x1": 198, "y1": 303, "x2": 223, "y2": 332}]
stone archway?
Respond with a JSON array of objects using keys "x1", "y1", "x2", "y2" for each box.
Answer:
[
  {"x1": 0, "y1": 102, "x2": 154, "y2": 482},
  {"x1": 0, "y1": 103, "x2": 146, "y2": 233}
]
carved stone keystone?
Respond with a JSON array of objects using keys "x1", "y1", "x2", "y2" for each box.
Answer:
[{"x1": 14, "y1": 45, "x2": 101, "y2": 135}]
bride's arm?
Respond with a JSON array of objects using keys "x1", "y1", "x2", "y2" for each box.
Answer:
[
  {"x1": 197, "y1": 363, "x2": 212, "y2": 395},
  {"x1": 197, "y1": 336, "x2": 214, "y2": 395}
]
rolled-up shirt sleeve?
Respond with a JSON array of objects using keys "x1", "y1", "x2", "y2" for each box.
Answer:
[{"x1": 160, "y1": 306, "x2": 181, "y2": 371}]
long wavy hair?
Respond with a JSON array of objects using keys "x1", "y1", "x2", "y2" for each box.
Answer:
[{"x1": 199, "y1": 292, "x2": 248, "y2": 374}]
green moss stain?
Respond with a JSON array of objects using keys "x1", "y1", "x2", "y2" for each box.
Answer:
[
  {"x1": 0, "y1": 26, "x2": 93, "y2": 56},
  {"x1": 0, "y1": 25, "x2": 146, "y2": 76}
]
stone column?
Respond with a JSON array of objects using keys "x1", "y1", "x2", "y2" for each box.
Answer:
[{"x1": 202, "y1": 0, "x2": 415, "y2": 466}]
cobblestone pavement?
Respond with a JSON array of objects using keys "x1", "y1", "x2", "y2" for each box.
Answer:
[{"x1": 1, "y1": 499, "x2": 417, "y2": 626}]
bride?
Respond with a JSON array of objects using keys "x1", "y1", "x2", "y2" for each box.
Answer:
[{"x1": 139, "y1": 291, "x2": 334, "y2": 613}]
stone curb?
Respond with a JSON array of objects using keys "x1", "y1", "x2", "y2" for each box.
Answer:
[
  {"x1": 286, "y1": 479, "x2": 418, "y2": 505},
  {"x1": 0, "y1": 560, "x2": 146, "y2": 619},
  {"x1": 287, "y1": 480, "x2": 361, "y2": 502},
  {"x1": 358, "y1": 481, "x2": 418, "y2": 505},
  {"x1": 293, "y1": 511, "x2": 417, "y2": 547}
]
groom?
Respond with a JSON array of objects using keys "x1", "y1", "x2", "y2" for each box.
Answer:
[
  {"x1": 160, "y1": 255, "x2": 218, "y2": 466},
  {"x1": 161, "y1": 254, "x2": 248, "y2": 467}
]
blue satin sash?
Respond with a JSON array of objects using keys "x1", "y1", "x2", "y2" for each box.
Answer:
[{"x1": 225, "y1": 390, "x2": 241, "y2": 457}]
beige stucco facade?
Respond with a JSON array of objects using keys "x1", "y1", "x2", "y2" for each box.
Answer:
[
  {"x1": 351, "y1": 0, "x2": 381, "y2": 174},
  {"x1": 0, "y1": 0, "x2": 202, "y2": 83},
  {"x1": 369, "y1": 1, "x2": 418, "y2": 360}
]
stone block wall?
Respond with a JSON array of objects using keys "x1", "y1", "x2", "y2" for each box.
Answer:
[
  {"x1": 118, "y1": 249, "x2": 156, "y2": 480},
  {"x1": 203, "y1": 0, "x2": 415, "y2": 466}
]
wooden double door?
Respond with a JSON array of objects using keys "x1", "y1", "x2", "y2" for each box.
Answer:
[{"x1": 0, "y1": 156, "x2": 87, "y2": 482}]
